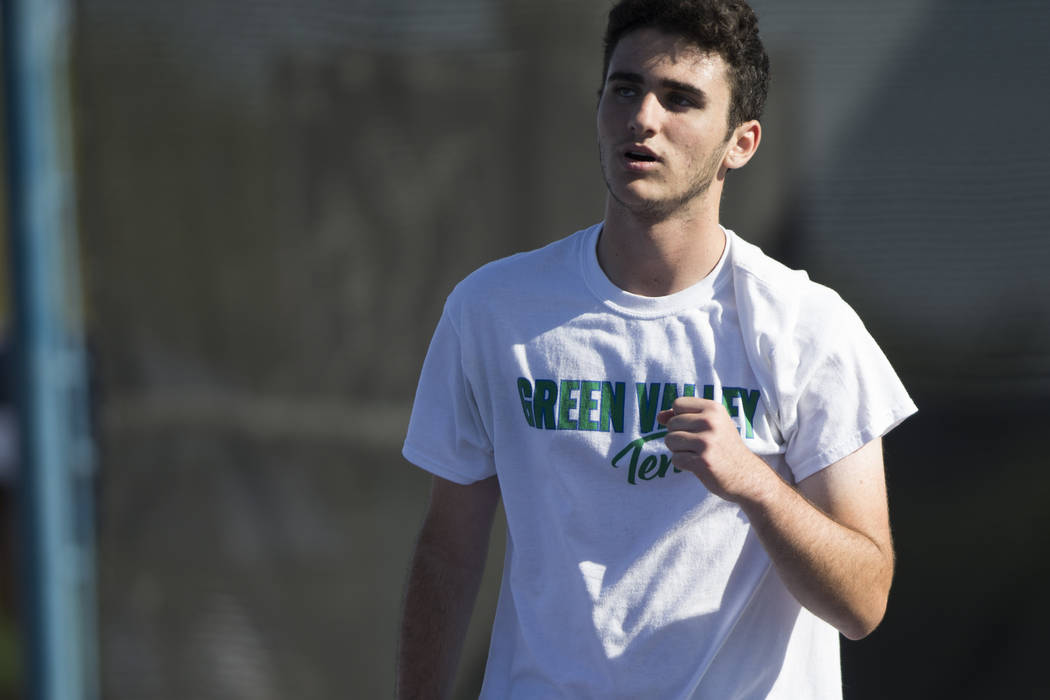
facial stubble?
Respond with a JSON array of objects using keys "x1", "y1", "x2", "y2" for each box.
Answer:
[{"x1": 599, "y1": 136, "x2": 730, "y2": 222}]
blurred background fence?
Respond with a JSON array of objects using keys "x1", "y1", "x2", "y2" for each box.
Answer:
[{"x1": 2, "y1": 0, "x2": 1050, "y2": 698}]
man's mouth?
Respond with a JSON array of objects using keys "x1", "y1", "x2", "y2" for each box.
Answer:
[{"x1": 621, "y1": 147, "x2": 655, "y2": 162}]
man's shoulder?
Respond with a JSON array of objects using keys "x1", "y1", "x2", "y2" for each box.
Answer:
[
  {"x1": 726, "y1": 231, "x2": 897, "y2": 440},
  {"x1": 728, "y1": 231, "x2": 850, "y2": 319},
  {"x1": 727, "y1": 230, "x2": 865, "y2": 378},
  {"x1": 446, "y1": 223, "x2": 598, "y2": 308}
]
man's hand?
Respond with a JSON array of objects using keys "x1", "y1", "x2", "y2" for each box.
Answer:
[{"x1": 657, "y1": 397, "x2": 775, "y2": 504}]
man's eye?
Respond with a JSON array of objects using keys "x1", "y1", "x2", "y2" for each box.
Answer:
[
  {"x1": 613, "y1": 86, "x2": 637, "y2": 98},
  {"x1": 669, "y1": 94, "x2": 695, "y2": 108}
]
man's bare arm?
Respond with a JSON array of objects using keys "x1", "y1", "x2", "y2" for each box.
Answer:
[
  {"x1": 659, "y1": 399, "x2": 893, "y2": 640},
  {"x1": 397, "y1": 473, "x2": 501, "y2": 700},
  {"x1": 741, "y1": 439, "x2": 893, "y2": 639}
]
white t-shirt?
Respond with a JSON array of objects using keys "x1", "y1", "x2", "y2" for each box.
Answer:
[{"x1": 403, "y1": 223, "x2": 917, "y2": 699}]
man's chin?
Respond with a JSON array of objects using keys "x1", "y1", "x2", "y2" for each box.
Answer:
[
  {"x1": 608, "y1": 187, "x2": 675, "y2": 220},
  {"x1": 605, "y1": 176, "x2": 714, "y2": 221},
  {"x1": 607, "y1": 180, "x2": 652, "y2": 205}
]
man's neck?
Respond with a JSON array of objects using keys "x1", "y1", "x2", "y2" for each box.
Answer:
[{"x1": 597, "y1": 197, "x2": 727, "y2": 297}]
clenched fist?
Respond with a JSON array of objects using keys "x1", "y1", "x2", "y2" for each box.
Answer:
[{"x1": 657, "y1": 397, "x2": 777, "y2": 504}]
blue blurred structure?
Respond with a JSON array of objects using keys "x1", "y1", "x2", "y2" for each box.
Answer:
[{"x1": 2, "y1": 0, "x2": 99, "y2": 698}]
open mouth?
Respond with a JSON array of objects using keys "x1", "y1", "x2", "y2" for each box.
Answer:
[{"x1": 625, "y1": 150, "x2": 658, "y2": 162}]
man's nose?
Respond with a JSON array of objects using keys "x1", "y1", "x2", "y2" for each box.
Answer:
[{"x1": 629, "y1": 93, "x2": 661, "y2": 137}]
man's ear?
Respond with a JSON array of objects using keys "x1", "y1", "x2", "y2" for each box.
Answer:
[{"x1": 724, "y1": 120, "x2": 761, "y2": 170}]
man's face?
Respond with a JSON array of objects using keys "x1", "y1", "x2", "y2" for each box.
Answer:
[{"x1": 598, "y1": 28, "x2": 735, "y2": 219}]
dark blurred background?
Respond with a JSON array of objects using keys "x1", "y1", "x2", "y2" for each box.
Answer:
[{"x1": 2, "y1": 0, "x2": 1049, "y2": 698}]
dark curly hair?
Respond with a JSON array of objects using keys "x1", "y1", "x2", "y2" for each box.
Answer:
[{"x1": 602, "y1": 0, "x2": 770, "y2": 130}]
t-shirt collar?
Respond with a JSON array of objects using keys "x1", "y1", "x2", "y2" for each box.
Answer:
[{"x1": 581, "y1": 222, "x2": 733, "y2": 318}]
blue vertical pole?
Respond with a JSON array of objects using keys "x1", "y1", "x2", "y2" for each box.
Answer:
[{"x1": 2, "y1": 0, "x2": 99, "y2": 699}]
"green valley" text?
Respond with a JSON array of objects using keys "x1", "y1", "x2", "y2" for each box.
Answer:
[{"x1": 515, "y1": 378, "x2": 761, "y2": 438}]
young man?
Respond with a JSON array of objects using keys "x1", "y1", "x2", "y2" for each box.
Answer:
[{"x1": 398, "y1": 1, "x2": 916, "y2": 697}]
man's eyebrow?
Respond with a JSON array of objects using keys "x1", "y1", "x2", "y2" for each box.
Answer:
[
  {"x1": 605, "y1": 71, "x2": 707, "y2": 101},
  {"x1": 606, "y1": 71, "x2": 644, "y2": 84},
  {"x1": 661, "y1": 78, "x2": 707, "y2": 100}
]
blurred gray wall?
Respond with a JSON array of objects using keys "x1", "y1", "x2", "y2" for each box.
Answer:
[{"x1": 71, "y1": 0, "x2": 1050, "y2": 698}]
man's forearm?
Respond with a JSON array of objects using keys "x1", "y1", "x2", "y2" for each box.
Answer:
[
  {"x1": 737, "y1": 455, "x2": 894, "y2": 640},
  {"x1": 397, "y1": 475, "x2": 499, "y2": 700},
  {"x1": 397, "y1": 543, "x2": 486, "y2": 699}
]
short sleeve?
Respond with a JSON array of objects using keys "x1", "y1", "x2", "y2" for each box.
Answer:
[
  {"x1": 781, "y1": 299, "x2": 917, "y2": 482},
  {"x1": 403, "y1": 307, "x2": 496, "y2": 485}
]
